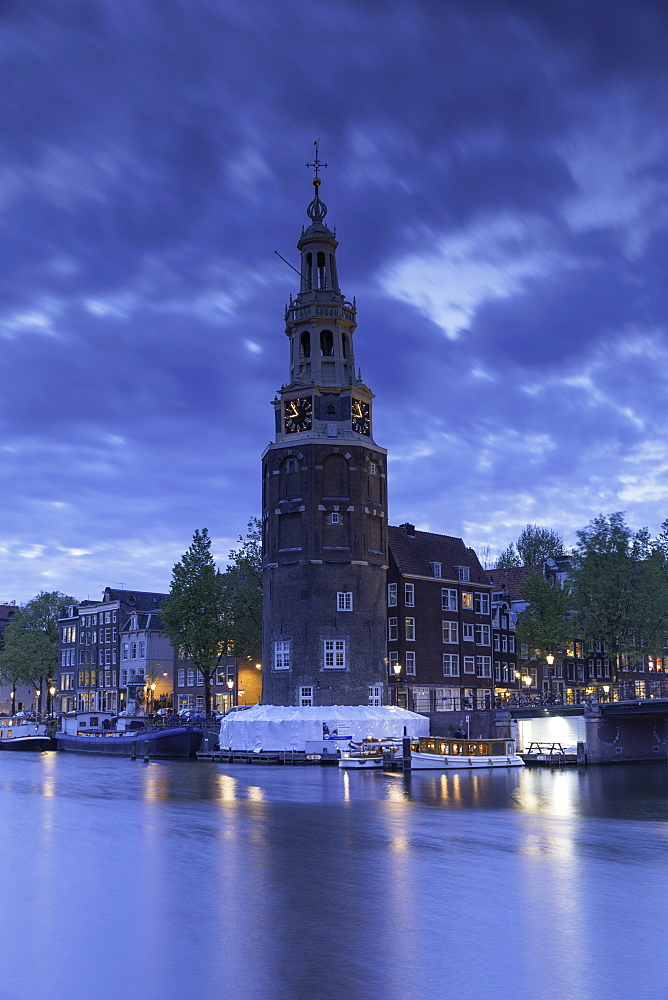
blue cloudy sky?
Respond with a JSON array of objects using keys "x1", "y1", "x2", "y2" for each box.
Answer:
[{"x1": 3, "y1": 0, "x2": 668, "y2": 602}]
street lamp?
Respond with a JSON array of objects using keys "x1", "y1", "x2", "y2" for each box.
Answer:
[
  {"x1": 48, "y1": 685, "x2": 56, "y2": 716},
  {"x1": 227, "y1": 676, "x2": 235, "y2": 709},
  {"x1": 149, "y1": 682, "x2": 156, "y2": 715},
  {"x1": 34, "y1": 689, "x2": 41, "y2": 717}
]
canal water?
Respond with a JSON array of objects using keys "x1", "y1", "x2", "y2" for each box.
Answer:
[{"x1": 1, "y1": 754, "x2": 667, "y2": 1000}]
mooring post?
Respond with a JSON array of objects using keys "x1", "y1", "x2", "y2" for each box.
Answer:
[
  {"x1": 131, "y1": 741, "x2": 137, "y2": 760},
  {"x1": 402, "y1": 728, "x2": 411, "y2": 771},
  {"x1": 143, "y1": 741, "x2": 150, "y2": 762}
]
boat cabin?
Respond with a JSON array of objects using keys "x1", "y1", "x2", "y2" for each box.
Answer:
[{"x1": 417, "y1": 737, "x2": 517, "y2": 757}]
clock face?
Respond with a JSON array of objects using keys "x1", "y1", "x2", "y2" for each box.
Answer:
[
  {"x1": 284, "y1": 396, "x2": 313, "y2": 433},
  {"x1": 351, "y1": 398, "x2": 370, "y2": 435}
]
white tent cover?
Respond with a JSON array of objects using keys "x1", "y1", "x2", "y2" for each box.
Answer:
[{"x1": 219, "y1": 704, "x2": 429, "y2": 751}]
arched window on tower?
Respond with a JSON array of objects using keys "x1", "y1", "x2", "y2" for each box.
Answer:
[
  {"x1": 300, "y1": 331, "x2": 310, "y2": 358},
  {"x1": 305, "y1": 253, "x2": 313, "y2": 290},
  {"x1": 320, "y1": 329, "x2": 334, "y2": 356},
  {"x1": 317, "y1": 251, "x2": 326, "y2": 289},
  {"x1": 329, "y1": 254, "x2": 338, "y2": 289},
  {"x1": 342, "y1": 333, "x2": 349, "y2": 358}
]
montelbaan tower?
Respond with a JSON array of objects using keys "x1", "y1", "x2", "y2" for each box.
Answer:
[{"x1": 261, "y1": 152, "x2": 388, "y2": 706}]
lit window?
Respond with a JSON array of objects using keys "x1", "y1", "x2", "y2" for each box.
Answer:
[
  {"x1": 337, "y1": 592, "x2": 353, "y2": 611},
  {"x1": 461, "y1": 592, "x2": 473, "y2": 609}
]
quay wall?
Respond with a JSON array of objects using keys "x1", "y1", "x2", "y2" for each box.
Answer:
[{"x1": 585, "y1": 713, "x2": 668, "y2": 763}]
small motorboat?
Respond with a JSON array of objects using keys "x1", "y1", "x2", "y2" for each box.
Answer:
[{"x1": 338, "y1": 738, "x2": 401, "y2": 769}]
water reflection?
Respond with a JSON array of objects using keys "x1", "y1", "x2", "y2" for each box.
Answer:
[{"x1": 0, "y1": 755, "x2": 667, "y2": 1000}]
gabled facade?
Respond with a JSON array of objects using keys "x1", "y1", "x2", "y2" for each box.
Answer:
[{"x1": 386, "y1": 523, "x2": 493, "y2": 712}]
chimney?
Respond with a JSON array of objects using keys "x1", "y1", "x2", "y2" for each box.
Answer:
[{"x1": 400, "y1": 522, "x2": 416, "y2": 537}]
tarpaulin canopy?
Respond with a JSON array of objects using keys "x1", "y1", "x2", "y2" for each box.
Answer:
[{"x1": 219, "y1": 704, "x2": 429, "y2": 751}]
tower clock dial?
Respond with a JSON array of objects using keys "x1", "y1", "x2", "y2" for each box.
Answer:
[
  {"x1": 351, "y1": 398, "x2": 370, "y2": 435},
  {"x1": 284, "y1": 396, "x2": 313, "y2": 433}
]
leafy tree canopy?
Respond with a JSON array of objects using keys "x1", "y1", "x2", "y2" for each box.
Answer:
[
  {"x1": 223, "y1": 518, "x2": 262, "y2": 665},
  {"x1": 495, "y1": 525, "x2": 564, "y2": 568},
  {"x1": 162, "y1": 528, "x2": 230, "y2": 715},
  {"x1": 569, "y1": 512, "x2": 668, "y2": 658},
  {"x1": 515, "y1": 571, "x2": 573, "y2": 660},
  {"x1": 0, "y1": 591, "x2": 76, "y2": 711}
]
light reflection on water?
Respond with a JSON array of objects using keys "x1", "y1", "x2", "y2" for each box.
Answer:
[{"x1": 0, "y1": 755, "x2": 667, "y2": 1000}]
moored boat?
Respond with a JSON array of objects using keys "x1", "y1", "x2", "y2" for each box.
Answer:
[
  {"x1": 338, "y1": 738, "x2": 401, "y2": 769},
  {"x1": 0, "y1": 715, "x2": 55, "y2": 752},
  {"x1": 407, "y1": 736, "x2": 524, "y2": 770},
  {"x1": 55, "y1": 712, "x2": 203, "y2": 758}
]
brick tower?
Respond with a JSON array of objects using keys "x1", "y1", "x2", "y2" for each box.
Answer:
[{"x1": 261, "y1": 150, "x2": 388, "y2": 706}]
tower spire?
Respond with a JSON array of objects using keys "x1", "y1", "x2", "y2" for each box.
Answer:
[{"x1": 305, "y1": 140, "x2": 328, "y2": 223}]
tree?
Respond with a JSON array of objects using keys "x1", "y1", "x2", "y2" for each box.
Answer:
[
  {"x1": 162, "y1": 529, "x2": 230, "y2": 717},
  {"x1": 569, "y1": 512, "x2": 668, "y2": 663},
  {"x1": 223, "y1": 518, "x2": 263, "y2": 666},
  {"x1": 496, "y1": 542, "x2": 521, "y2": 568},
  {"x1": 0, "y1": 591, "x2": 76, "y2": 714},
  {"x1": 515, "y1": 571, "x2": 573, "y2": 662},
  {"x1": 495, "y1": 525, "x2": 564, "y2": 569}
]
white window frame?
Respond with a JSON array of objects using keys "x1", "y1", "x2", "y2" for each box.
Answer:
[
  {"x1": 330, "y1": 511, "x2": 341, "y2": 524},
  {"x1": 475, "y1": 624, "x2": 491, "y2": 646},
  {"x1": 441, "y1": 588, "x2": 457, "y2": 611},
  {"x1": 405, "y1": 617, "x2": 416, "y2": 641},
  {"x1": 443, "y1": 653, "x2": 460, "y2": 677},
  {"x1": 388, "y1": 583, "x2": 397, "y2": 607},
  {"x1": 405, "y1": 651, "x2": 416, "y2": 675},
  {"x1": 177, "y1": 668, "x2": 185, "y2": 686},
  {"x1": 456, "y1": 566, "x2": 470, "y2": 582},
  {"x1": 274, "y1": 640, "x2": 291, "y2": 670},
  {"x1": 463, "y1": 655, "x2": 475, "y2": 674},
  {"x1": 324, "y1": 639, "x2": 346, "y2": 669},
  {"x1": 337, "y1": 592, "x2": 353, "y2": 611},
  {"x1": 431, "y1": 562, "x2": 442, "y2": 578},
  {"x1": 299, "y1": 685, "x2": 313, "y2": 707},
  {"x1": 388, "y1": 617, "x2": 398, "y2": 641},
  {"x1": 476, "y1": 655, "x2": 492, "y2": 678},
  {"x1": 368, "y1": 685, "x2": 382, "y2": 707},
  {"x1": 404, "y1": 583, "x2": 415, "y2": 607},
  {"x1": 442, "y1": 620, "x2": 459, "y2": 644},
  {"x1": 474, "y1": 592, "x2": 490, "y2": 615},
  {"x1": 462, "y1": 623, "x2": 474, "y2": 642}
]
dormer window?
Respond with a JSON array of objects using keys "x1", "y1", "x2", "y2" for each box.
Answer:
[
  {"x1": 456, "y1": 566, "x2": 470, "y2": 582},
  {"x1": 430, "y1": 562, "x2": 442, "y2": 578}
]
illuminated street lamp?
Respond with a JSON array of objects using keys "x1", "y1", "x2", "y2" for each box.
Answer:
[
  {"x1": 227, "y1": 676, "x2": 235, "y2": 708},
  {"x1": 48, "y1": 685, "x2": 56, "y2": 716},
  {"x1": 34, "y1": 688, "x2": 41, "y2": 716}
]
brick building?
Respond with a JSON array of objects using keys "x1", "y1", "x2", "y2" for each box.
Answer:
[
  {"x1": 261, "y1": 156, "x2": 388, "y2": 707},
  {"x1": 386, "y1": 523, "x2": 494, "y2": 712}
]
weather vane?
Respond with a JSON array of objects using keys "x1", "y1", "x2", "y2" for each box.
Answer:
[{"x1": 306, "y1": 139, "x2": 328, "y2": 182}]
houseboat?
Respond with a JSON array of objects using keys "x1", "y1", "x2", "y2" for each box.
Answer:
[
  {"x1": 55, "y1": 712, "x2": 203, "y2": 758},
  {"x1": 407, "y1": 736, "x2": 524, "y2": 770},
  {"x1": 0, "y1": 715, "x2": 55, "y2": 752}
]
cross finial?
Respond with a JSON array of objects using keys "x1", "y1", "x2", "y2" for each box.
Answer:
[{"x1": 306, "y1": 140, "x2": 328, "y2": 183}]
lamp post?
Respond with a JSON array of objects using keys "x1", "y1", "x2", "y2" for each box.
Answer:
[
  {"x1": 227, "y1": 676, "x2": 235, "y2": 709},
  {"x1": 392, "y1": 661, "x2": 402, "y2": 707},
  {"x1": 546, "y1": 652, "x2": 555, "y2": 701},
  {"x1": 149, "y1": 682, "x2": 156, "y2": 716},
  {"x1": 34, "y1": 688, "x2": 41, "y2": 717},
  {"x1": 48, "y1": 685, "x2": 56, "y2": 717}
]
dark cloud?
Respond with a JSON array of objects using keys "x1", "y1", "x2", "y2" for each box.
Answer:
[{"x1": 1, "y1": 0, "x2": 668, "y2": 599}]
